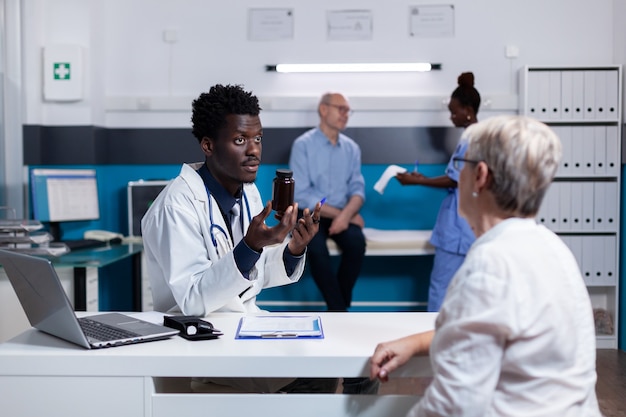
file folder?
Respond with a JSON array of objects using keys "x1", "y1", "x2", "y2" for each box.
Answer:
[
  {"x1": 605, "y1": 126, "x2": 619, "y2": 175},
  {"x1": 583, "y1": 71, "x2": 597, "y2": 120},
  {"x1": 605, "y1": 69, "x2": 619, "y2": 119}
]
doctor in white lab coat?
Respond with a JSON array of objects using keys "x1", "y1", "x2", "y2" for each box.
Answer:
[
  {"x1": 141, "y1": 84, "x2": 321, "y2": 318},
  {"x1": 142, "y1": 162, "x2": 309, "y2": 316},
  {"x1": 141, "y1": 85, "x2": 375, "y2": 396}
]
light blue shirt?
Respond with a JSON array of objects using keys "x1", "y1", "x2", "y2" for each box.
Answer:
[
  {"x1": 429, "y1": 139, "x2": 475, "y2": 255},
  {"x1": 289, "y1": 127, "x2": 365, "y2": 210}
]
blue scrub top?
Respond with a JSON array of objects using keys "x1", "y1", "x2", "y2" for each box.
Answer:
[{"x1": 429, "y1": 140, "x2": 476, "y2": 255}]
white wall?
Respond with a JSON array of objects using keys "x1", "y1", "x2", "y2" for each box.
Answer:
[{"x1": 20, "y1": 0, "x2": 620, "y2": 128}]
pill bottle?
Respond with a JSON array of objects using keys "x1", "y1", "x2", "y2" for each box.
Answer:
[{"x1": 272, "y1": 169, "x2": 295, "y2": 219}]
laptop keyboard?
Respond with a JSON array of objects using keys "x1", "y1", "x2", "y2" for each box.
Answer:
[{"x1": 79, "y1": 317, "x2": 140, "y2": 341}]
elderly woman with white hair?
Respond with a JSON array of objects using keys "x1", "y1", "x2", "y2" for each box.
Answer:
[{"x1": 370, "y1": 115, "x2": 601, "y2": 417}]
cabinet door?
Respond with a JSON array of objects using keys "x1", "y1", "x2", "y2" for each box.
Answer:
[{"x1": 0, "y1": 376, "x2": 145, "y2": 417}]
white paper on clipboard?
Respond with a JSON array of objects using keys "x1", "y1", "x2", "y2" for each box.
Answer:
[{"x1": 236, "y1": 315, "x2": 324, "y2": 339}]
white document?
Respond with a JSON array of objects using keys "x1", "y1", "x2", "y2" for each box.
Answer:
[{"x1": 373, "y1": 165, "x2": 407, "y2": 194}]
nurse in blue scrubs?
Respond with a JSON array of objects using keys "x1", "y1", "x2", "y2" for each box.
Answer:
[{"x1": 395, "y1": 72, "x2": 480, "y2": 311}]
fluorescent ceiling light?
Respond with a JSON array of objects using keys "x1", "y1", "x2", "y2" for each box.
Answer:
[{"x1": 266, "y1": 63, "x2": 442, "y2": 73}]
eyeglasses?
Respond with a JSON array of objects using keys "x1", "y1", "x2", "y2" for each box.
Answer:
[
  {"x1": 452, "y1": 157, "x2": 482, "y2": 170},
  {"x1": 324, "y1": 103, "x2": 354, "y2": 116}
]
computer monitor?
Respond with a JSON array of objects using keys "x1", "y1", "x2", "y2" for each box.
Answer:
[
  {"x1": 127, "y1": 180, "x2": 170, "y2": 238},
  {"x1": 30, "y1": 168, "x2": 100, "y2": 240}
]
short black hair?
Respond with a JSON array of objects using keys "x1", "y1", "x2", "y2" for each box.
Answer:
[
  {"x1": 451, "y1": 72, "x2": 481, "y2": 114},
  {"x1": 191, "y1": 84, "x2": 261, "y2": 143}
]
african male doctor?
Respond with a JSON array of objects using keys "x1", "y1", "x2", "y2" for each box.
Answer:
[
  {"x1": 142, "y1": 84, "x2": 331, "y2": 393},
  {"x1": 142, "y1": 83, "x2": 322, "y2": 314},
  {"x1": 142, "y1": 84, "x2": 378, "y2": 395}
]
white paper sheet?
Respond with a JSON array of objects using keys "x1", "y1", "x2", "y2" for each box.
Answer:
[{"x1": 373, "y1": 164, "x2": 407, "y2": 194}]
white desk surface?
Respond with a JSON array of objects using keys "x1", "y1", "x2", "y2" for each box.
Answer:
[
  {"x1": 0, "y1": 312, "x2": 436, "y2": 417},
  {"x1": 0, "y1": 311, "x2": 436, "y2": 379}
]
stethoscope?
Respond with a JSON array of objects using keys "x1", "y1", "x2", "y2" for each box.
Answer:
[{"x1": 206, "y1": 186, "x2": 252, "y2": 256}]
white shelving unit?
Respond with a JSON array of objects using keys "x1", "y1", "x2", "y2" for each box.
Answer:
[{"x1": 521, "y1": 65, "x2": 622, "y2": 349}]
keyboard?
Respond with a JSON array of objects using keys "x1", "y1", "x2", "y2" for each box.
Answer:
[
  {"x1": 62, "y1": 239, "x2": 107, "y2": 251},
  {"x1": 79, "y1": 317, "x2": 140, "y2": 341}
]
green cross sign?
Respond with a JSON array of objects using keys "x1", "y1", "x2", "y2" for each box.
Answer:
[{"x1": 53, "y1": 63, "x2": 71, "y2": 80}]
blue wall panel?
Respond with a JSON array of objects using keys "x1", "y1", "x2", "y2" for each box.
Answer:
[{"x1": 28, "y1": 163, "x2": 447, "y2": 311}]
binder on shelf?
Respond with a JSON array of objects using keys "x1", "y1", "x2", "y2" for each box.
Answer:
[
  {"x1": 548, "y1": 70, "x2": 562, "y2": 120},
  {"x1": 594, "y1": 70, "x2": 607, "y2": 119},
  {"x1": 570, "y1": 70, "x2": 585, "y2": 119},
  {"x1": 570, "y1": 127, "x2": 584, "y2": 176},
  {"x1": 593, "y1": 126, "x2": 607, "y2": 176},
  {"x1": 605, "y1": 126, "x2": 619, "y2": 175},
  {"x1": 536, "y1": 182, "x2": 552, "y2": 227},
  {"x1": 592, "y1": 236, "x2": 606, "y2": 286},
  {"x1": 602, "y1": 182, "x2": 618, "y2": 231},
  {"x1": 580, "y1": 126, "x2": 595, "y2": 177},
  {"x1": 558, "y1": 182, "x2": 571, "y2": 231},
  {"x1": 569, "y1": 182, "x2": 583, "y2": 230},
  {"x1": 537, "y1": 71, "x2": 551, "y2": 119},
  {"x1": 580, "y1": 237, "x2": 594, "y2": 284},
  {"x1": 525, "y1": 70, "x2": 541, "y2": 116},
  {"x1": 580, "y1": 182, "x2": 595, "y2": 232},
  {"x1": 603, "y1": 236, "x2": 617, "y2": 285},
  {"x1": 583, "y1": 70, "x2": 597, "y2": 120},
  {"x1": 554, "y1": 126, "x2": 572, "y2": 177},
  {"x1": 560, "y1": 70, "x2": 574, "y2": 119},
  {"x1": 605, "y1": 69, "x2": 619, "y2": 118}
]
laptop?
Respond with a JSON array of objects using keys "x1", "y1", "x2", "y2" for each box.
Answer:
[{"x1": 0, "y1": 249, "x2": 179, "y2": 349}]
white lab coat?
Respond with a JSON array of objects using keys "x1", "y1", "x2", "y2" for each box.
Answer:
[{"x1": 141, "y1": 162, "x2": 305, "y2": 316}]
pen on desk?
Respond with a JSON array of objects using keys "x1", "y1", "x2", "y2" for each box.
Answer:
[{"x1": 413, "y1": 159, "x2": 419, "y2": 173}]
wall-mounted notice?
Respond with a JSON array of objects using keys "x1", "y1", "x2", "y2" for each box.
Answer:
[
  {"x1": 248, "y1": 8, "x2": 294, "y2": 41},
  {"x1": 327, "y1": 10, "x2": 373, "y2": 41},
  {"x1": 409, "y1": 5, "x2": 455, "y2": 38}
]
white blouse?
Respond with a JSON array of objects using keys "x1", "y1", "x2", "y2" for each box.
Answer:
[{"x1": 411, "y1": 218, "x2": 601, "y2": 417}]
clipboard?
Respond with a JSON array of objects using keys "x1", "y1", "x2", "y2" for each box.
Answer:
[{"x1": 235, "y1": 315, "x2": 324, "y2": 339}]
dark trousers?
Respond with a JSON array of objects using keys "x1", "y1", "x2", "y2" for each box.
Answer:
[{"x1": 305, "y1": 215, "x2": 366, "y2": 311}]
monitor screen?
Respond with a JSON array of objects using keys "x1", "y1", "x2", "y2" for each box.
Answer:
[
  {"x1": 30, "y1": 168, "x2": 100, "y2": 222},
  {"x1": 127, "y1": 180, "x2": 170, "y2": 237}
]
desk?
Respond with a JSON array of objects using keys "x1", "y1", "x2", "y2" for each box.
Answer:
[
  {"x1": 0, "y1": 311, "x2": 436, "y2": 417},
  {"x1": 51, "y1": 243, "x2": 144, "y2": 311}
]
